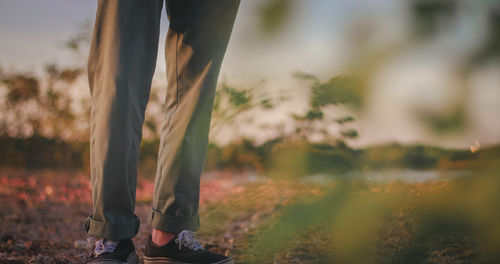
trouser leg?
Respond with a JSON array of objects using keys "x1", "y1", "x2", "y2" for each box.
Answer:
[
  {"x1": 150, "y1": 0, "x2": 240, "y2": 233},
  {"x1": 86, "y1": 0, "x2": 163, "y2": 240}
]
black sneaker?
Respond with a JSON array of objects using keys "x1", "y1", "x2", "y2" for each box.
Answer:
[
  {"x1": 144, "y1": 230, "x2": 234, "y2": 264},
  {"x1": 86, "y1": 238, "x2": 138, "y2": 264}
]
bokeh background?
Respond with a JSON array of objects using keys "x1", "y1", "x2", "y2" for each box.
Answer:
[{"x1": 1, "y1": 0, "x2": 500, "y2": 263}]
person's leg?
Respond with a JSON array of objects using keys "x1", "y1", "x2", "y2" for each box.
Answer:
[
  {"x1": 86, "y1": 0, "x2": 163, "y2": 241},
  {"x1": 150, "y1": 0, "x2": 240, "y2": 234}
]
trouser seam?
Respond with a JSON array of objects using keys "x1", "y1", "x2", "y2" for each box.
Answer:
[
  {"x1": 166, "y1": 30, "x2": 180, "y2": 136},
  {"x1": 155, "y1": 32, "x2": 180, "y2": 210}
]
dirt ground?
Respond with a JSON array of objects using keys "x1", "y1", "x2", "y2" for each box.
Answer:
[
  {"x1": 0, "y1": 168, "x2": 483, "y2": 264},
  {"x1": 0, "y1": 169, "x2": 261, "y2": 263}
]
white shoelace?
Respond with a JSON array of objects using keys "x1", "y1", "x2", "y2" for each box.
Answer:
[
  {"x1": 174, "y1": 230, "x2": 204, "y2": 251},
  {"x1": 87, "y1": 237, "x2": 119, "y2": 256}
]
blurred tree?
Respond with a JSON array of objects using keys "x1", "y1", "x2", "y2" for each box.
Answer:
[
  {"x1": 3, "y1": 75, "x2": 39, "y2": 103},
  {"x1": 209, "y1": 80, "x2": 285, "y2": 141},
  {"x1": 0, "y1": 64, "x2": 85, "y2": 140},
  {"x1": 283, "y1": 71, "x2": 359, "y2": 144}
]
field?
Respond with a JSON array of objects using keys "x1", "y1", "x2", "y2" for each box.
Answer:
[{"x1": 2, "y1": 166, "x2": 497, "y2": 264}]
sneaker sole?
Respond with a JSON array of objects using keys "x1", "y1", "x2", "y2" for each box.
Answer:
[
  {"x1": 87, "y1": 252, "x2": 138, "y2": 264},
  {"x1": 143, "y1": 256, "x2": 234, "y2": 264}
]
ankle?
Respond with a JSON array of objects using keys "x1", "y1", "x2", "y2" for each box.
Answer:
[{"x1": 151, "y1": 228, "x2": 176, "y2": 246}]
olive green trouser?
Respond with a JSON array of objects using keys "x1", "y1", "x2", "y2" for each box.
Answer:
[{"x1": 85, "y1": 0, "x2": 240, "y2": 240}]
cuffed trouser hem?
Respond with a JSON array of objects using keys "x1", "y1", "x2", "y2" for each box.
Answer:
[
  {"x1": 85, "y1": 215, "x2": 140, "y2": 240},
  {"x1": 149, "y1": 209, "x2": 200, "y2": 234}
]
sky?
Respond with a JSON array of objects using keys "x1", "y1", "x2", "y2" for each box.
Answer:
[{"x1": 1, "y1": 0, "x2": 499, "y2": 148}]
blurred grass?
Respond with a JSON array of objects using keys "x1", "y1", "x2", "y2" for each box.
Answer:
[{"x1": 195, "y1": 149, "x2": 500, "y2": 263}]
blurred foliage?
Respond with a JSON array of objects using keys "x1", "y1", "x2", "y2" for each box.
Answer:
[
  {"x1": 3, "y1": 75, "x2": 39, "y2": 103},
  {"x1": 244, "y1": 181, "x2": 392, "y2": 263},
  {"x1": 283, "y1": 72, "x2": 360, "y2": 144},
  {"x1": 210, "y1": 80, "x2": 285, "y2": 140},
  {"x1": 470, "y1": 5, "x2": 500, "y2": 65},
  {"x1": 418, "y1": 105, "x2": 466, "y2": 134},
  {"x1": 0, "y1": 65, "x2": 86, "y2": 140},
  {"x1": 410, "y1": 0, "x2": 457, "y2": 37},
  {"x1": 267, "y1": 141, "x2": 361, "y2": 178},
  {"x1": 0, "y1": 136, "x2": 88, "y2": 169},
  {"x1": 407, "y1": 0, "x2": 500, "y2": 134},
  {"x1": 0, "y1": 67, "x2": 367, "y2": 173},
  {"x1": 293, "y1": 72, "x2": 363, "y2": 109},
  {"x1": 232, "y1": 148, "x2": 500, "y2": 263},
  {"x1": 257, "y1": 0, "x2": 296, "y2": 36},
  {"x1": 1, "y1": 132, "x2": 488, "y2": 178},
  {"x1": 241, "y1": 0, "x2": 500, "y2": 258},
  {"x1": 312, "y1": 76, "x2": 363, "y2": 109},
  {"x1": 0, "y1": 21, "x2": 91, "y2": 141}
]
